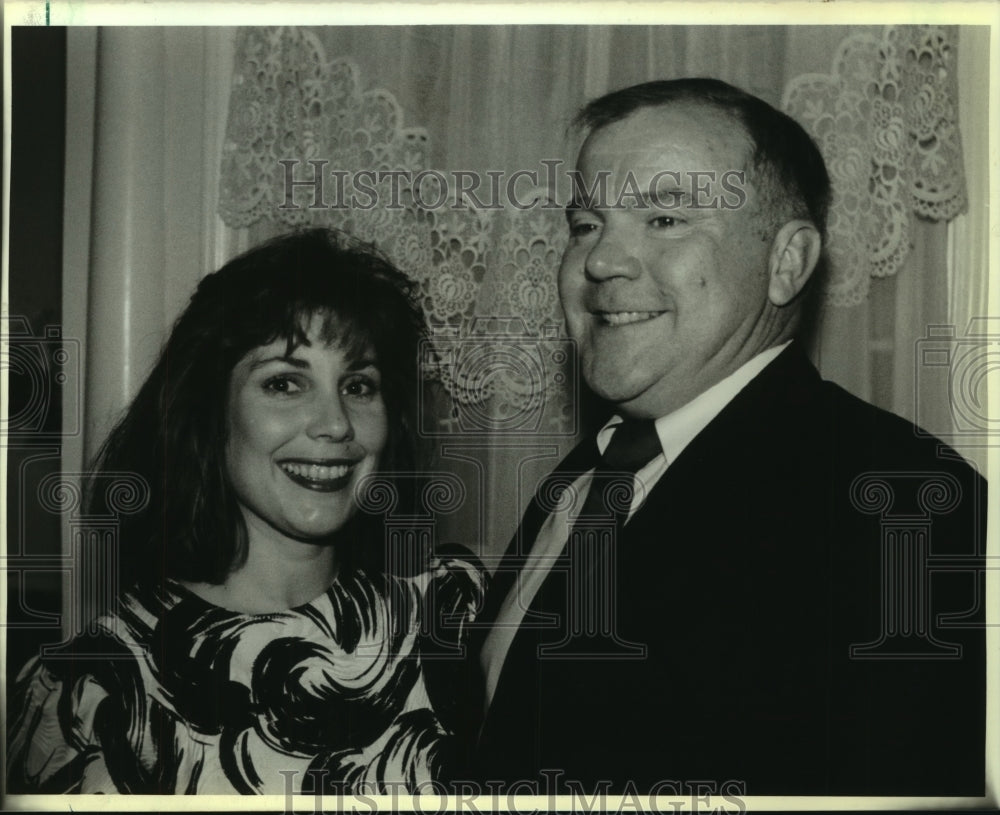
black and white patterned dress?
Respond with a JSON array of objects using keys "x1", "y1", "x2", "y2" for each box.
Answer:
[{"x1": 7, "y1": 554, "x2": 484, "y2": 794}]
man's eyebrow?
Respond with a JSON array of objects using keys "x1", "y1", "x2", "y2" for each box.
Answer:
[
  {"x1": 564, "y1": 188, "x2": 695, "y2": 215},
  {"x1": 642, "y1": 186, "x2": 694, "y2": 208},
  {"x1": 565, "y1": 196, "x2": 598, "y2": 219}
]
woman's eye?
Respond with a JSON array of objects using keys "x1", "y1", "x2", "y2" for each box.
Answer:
[
  {"x1": 342, "y1": 376, "x2": 379, "y2": 399},
  {"x1": 262, "y1": 375, "x2": 303, "y2": 395}
]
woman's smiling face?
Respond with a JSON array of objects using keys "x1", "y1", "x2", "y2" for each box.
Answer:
[{"x1": 224, "y1": 313, "x2": 389, "y2": 548}]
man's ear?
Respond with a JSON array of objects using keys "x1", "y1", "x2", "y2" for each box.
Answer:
[{"x1": 767, "y1": 220, "x2": 822, "y2": 307}]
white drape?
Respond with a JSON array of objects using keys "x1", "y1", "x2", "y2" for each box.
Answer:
[
  {"x1": 60, "y1": 27, "x2": 239, "y2": 629},
  {"x1": 64, "y1": 27, "x2": 238, "y2": 470},
  {"x1": 947, "y1": 26, "x2": 993, "y2": 478}
]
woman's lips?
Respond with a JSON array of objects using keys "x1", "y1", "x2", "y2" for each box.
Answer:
[{"x1": 279, "y1": 461, "x2": 357, "y2": 492}]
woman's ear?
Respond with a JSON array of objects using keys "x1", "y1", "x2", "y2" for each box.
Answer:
[{"x1": 768, "y1": 220, "x2": 822, "y2": 306}]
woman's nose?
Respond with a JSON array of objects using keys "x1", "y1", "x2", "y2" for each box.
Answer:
[{"x1": 305, "y1": 393, "x2": 354, "y2": 442}]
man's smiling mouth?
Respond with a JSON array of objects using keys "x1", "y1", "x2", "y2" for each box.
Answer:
[{"x1": 596, "y1": 310, "x2": 666, "y2": 326}]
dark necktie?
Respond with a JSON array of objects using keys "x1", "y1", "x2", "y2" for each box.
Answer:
[
  {"x1": 532, "y1": 418, "x2": 662, "y2": 658},
  {"x1": 475, "y1": 419, "x2": 662, "y2": 783},
  {"x1": 572, "y1": 418, "x2": 662, "y2": 532}
]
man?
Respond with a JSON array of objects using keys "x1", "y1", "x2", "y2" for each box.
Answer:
[{"x1": 473, "y1": 79, "x2": 985, "y2": 796}]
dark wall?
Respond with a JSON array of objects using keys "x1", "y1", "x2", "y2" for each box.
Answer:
[{"x1": 6, "y1": 26, "x2": 68, "y2": 689}]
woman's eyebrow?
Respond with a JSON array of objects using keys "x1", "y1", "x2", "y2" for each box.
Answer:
[
  {"x1": 347, "y1": 356, "x2": 379, "y2": 371},
  {"x1": 247, "y1": 354, "x2": 310, "y2": 372}
]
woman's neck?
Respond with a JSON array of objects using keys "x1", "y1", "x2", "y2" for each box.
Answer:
[{"x1": 181, "y1": 519, "x2": 340, "y2": 613}]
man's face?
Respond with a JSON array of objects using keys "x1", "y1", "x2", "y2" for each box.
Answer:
[{"x1": 559, "y1": 102, "x2": 782, "y2": 418}]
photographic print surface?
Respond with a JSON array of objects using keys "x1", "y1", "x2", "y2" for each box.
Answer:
[{"x1": 2, "y1": 3, "x2": 996, "y2": 812}]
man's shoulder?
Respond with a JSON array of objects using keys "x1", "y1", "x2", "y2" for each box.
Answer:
[
  {"x1": 811, "y1": 375, "x2": 981, "y2": 480},
  {"x1": 750, "y1": 344, "x2": 982, "y2": 481}
]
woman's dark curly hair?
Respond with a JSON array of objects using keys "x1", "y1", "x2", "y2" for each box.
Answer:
[{"x1": 88, "y1": 228, "x2": 427, "y2": 589}]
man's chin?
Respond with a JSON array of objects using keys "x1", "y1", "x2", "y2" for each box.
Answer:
[
  {"x1": 586, "y1": 370, "x2": 695, "y2": 419},
  {"x1": 586, "y1": 375, "x2": 653, "y2": 412}
]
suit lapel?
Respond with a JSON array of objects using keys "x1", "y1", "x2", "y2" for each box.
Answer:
[
  {"x1": 478, "y1": 344, "x2": 823, "y2": 735},
  {"x1": 628, "y1": 343, "x2": 822, "y2": 528}
]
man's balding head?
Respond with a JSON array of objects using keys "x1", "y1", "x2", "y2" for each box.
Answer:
[
  {"x1": 574, "y1": 78, "x2": 831, "y2": 241},
  {"x1": 559, "y1": 80, "x2": 828, "y2": 417}
]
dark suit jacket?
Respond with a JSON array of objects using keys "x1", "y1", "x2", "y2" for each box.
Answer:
[{"x1": 473, "y1": 344, "x2": 986, "y2": 796}]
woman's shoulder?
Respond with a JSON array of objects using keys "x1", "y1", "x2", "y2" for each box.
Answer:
[
  {"x1": 413, "y1": 543, "x2": 489, "y2": 609},
  {"x1": 395, "y1": 544, "x2": 488, "y2": 657},
  {"x1": 428, "y1": 543, "x2": 488, "y2": 581},
  {"x1": 27, "y1": 587, "x2": 161, "y2": 670},
  {"x1": 6, "y1": 594, "x2": 161, "y2": 793}
]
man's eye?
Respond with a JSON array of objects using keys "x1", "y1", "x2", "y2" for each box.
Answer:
[
  {"x1": 568, "y1": 220, "x2": 599, "y2": 237},
  {"x1": 649, "y1": 215, "x2": 680, "y2": 228},
  {"x1": 342, "y1": 376, "x2": 379, "y2": 399},
  {"x1": 262, "y1": 375, "x2": 303, "y2": 395}
]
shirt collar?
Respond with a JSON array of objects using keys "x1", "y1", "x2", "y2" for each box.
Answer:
[{"x1": 597, "y1": 341, "x2": 792, "y2": 464}]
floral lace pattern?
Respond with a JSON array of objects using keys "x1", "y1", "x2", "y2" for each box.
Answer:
[
  {"x1": 219, "y1": 27, "x2": 571, "y2": 433},
  {"x1": 783, "y1": 26, "x2": 967, "y2": 306},
  {"x1": 218, "y1": 25, "x2": 968, "y2": 421},
  {"x1": 220, "y1": 28, "x2": 430, "y2": 229}
]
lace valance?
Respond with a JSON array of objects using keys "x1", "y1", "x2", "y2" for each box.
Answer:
[
  {"x1": 219, "y1": 28, "x2": 570, "y2": 434},
  {"x1": 218, "y1": 26, "x2": 968, "y2": 427},
  {"x1": 784, "y1": 26, "x2": 967, "y2": 306}
]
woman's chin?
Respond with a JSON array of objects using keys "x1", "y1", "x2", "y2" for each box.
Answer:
[
  {"x1": 258, "y1": 511, "x2": 357, "y2": 548},
  {"x1": 280, "y1": 525, "x2": 349, "y2": 546}
]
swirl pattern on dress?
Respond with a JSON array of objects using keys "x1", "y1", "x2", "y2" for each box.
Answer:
[{"x1": 6, "y1": 556, "x2": 485, "y2": 795}]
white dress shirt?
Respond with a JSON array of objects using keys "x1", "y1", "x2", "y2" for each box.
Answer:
[{"x1": 480, "y1": 342, "x2": 791, "y2": 711}]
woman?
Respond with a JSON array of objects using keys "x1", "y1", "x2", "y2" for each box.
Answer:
[{"x1": 7, "y1": 229, "x2": 484, "y2": 794}]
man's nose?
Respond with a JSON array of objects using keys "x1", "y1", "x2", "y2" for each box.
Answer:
[
  {"x1": 306, "y1": 393, "x2": 354, "y2": 442},
  {"x1": 584, "y1": 231, "x2": 641, "y2": 281}
]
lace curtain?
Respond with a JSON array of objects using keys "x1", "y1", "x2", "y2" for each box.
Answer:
[
  {"x1": 220, "y1": 29, "x2": 580, "y2": 438},
  {"x1": 216, "y1": 25, "x2": 971, "y2": 556},
  {"x1": 219, "y1": 24, "x2": 967, "y2": 405},
  {"x1": 783, "y1": 26, "x2": 966, "y2": 306}
]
